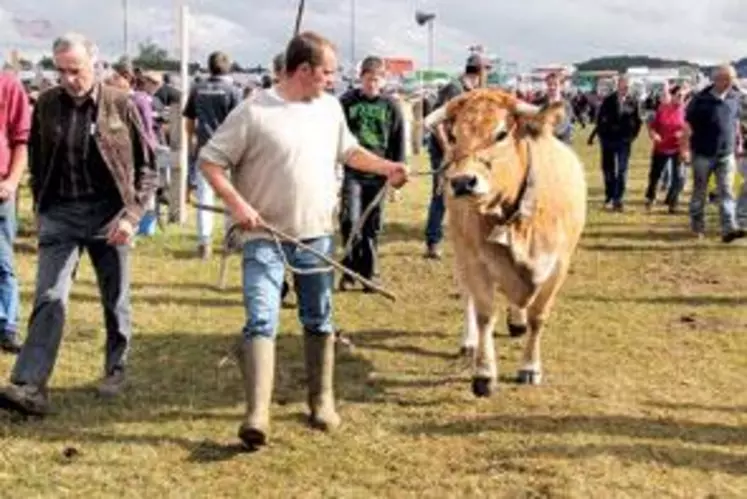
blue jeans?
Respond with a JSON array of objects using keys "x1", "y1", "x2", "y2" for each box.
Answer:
[
  {"x1": 241, "y1": 236, "x2": 334, "y2": 339},
  {"x1": 424, "y1": 138, "x2": 445, "y2": 245},
  {"x1": 689, "y1": 154, "x2": 739, "y2": 235},
  {"x1": 737, "y1": 160, "x2": 747, "y2": 228},
  {"x1": 0, "y1": 197, "x2": 19, "y2": 341},
  {"x1": 601, "y1": 141, "x2": 631, "y2": 206},
  {"x1": 645, "y1": 152, "x2": 685, "y2": 206}
]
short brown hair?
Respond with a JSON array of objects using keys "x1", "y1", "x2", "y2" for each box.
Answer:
[
  {"x1": 208, "y1": 51, "x2": 231, "y2": 76},
  {"x1": 284, "y1": 31, "x2": 336, "y2": 75},
  {"x1": 272, "y1": 52, "x2": 285, "y2": 75},
  {"x1": 359, "y1": 56, "x2": 384, "y2": 76},
  {"x1": 112, "y1": 61, "x2": 135, "y2": 83}
]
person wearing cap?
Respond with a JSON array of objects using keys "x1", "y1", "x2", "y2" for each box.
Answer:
[
  {"x1": 423, "y1": 53, "x2": 491, "y2": 259},
  {"x1": 107, "y1": 63, "x2": 158, "y2": 147},
  {"x1": 533, "y1": 72, "x2": 574, "y2": 144},
  {"x1": 139, "y1": 71, "x2": 168, "y2": 143},
  {"x1": 183, "y1": 51, "x2": 243, "y2": 260}
]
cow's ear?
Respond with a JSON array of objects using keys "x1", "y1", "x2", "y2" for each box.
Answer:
[{"x1": 537, "y1": 101, "x2": 566, "y2": 127}]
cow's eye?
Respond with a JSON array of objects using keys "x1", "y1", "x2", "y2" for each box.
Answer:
[{"x1": 494, "y1": 130, "x2": 509, "y2": 142}]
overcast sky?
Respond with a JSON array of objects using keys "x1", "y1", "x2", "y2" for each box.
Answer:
[{"x1": 2, "y1": 0, "x2": 747, "y2": 70}]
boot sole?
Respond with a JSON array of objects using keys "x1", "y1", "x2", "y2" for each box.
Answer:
[
  {"x1": 0, "y1": 392, "x2": 49, "y2": 417},
  {"x1": 238, "y1": 426, "x2": 267, "y2": 449}
]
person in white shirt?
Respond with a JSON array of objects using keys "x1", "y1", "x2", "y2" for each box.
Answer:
[{"x1": 198, "y1": 31, "x2": 408, "y2": 450}]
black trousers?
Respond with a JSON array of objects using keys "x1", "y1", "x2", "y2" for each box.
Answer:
[{"x1": 339, "y1": 173, "x2": 386, "y2": 280}]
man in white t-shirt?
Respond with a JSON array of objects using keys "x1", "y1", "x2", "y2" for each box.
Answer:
[{"x1": 199, "y1": 31, "x2": 408, "y2": 450}]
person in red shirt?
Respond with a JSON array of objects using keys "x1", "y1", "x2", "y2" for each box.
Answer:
[
  {"x1": 0, "y1": 72, "x2": 31, "y2": 353},
  {"x1": 645, "y1": 84, "x2": 686, "y2": 212}
]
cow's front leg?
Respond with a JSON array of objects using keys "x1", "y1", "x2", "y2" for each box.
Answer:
[
  {"x1": 506, "y1": 304, "x2": 528, "y2": 338},
  {"x1": 518, "y1": 264, "x2": 569, "y2": 385},
  {"x1": 472, "y1": 307, "x2": 498, "y2": 397},
  {"x1": 470, "y1": 289, "x2": 498, "y2": 397},
  {"x1": 460, "y1": 294, "x2": 478, "y2": 356}
]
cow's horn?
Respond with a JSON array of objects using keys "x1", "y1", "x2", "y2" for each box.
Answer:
[
  {"x1": 514, "y1": 101, "x2": 541, "y2": 116},
  {"x1": 424, "y1": 106, "x2": 447, "y2": 129}
]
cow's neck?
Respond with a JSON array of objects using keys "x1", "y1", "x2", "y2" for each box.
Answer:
[{"x1": 481, "y1": 138, "x2": 531, "y2": 225}]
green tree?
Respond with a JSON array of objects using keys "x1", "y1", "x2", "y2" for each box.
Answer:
[
  {"x1": 38, "y1": 55, "x2": 55, "y2": 70},
  {"x1": 132, "y1": 40, "x2": 177, "y2": 70},
  {"x1": 18, "y1": 58, "x2": 34, "y2": 70}
]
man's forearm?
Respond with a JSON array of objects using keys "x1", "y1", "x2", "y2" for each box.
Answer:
[
  {"x1": 434, "y1": 123, "x2": 450, "y2": 152},
  {"x1": 6, "y1": 144, "x2": 27, "y2": 187},
  {"x1": 200, "y1": 161, "x2": 248, "y2": 214},
  {"x1": 345, "y1": 148, "x2": 395, "y2": 177}
]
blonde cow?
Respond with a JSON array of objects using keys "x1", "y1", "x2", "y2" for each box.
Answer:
[{"x1": 424, "y1": 88, "x2": 587, "y2": 397}]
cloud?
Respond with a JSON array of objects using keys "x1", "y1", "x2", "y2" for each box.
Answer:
[{"x1": 1, "y1": 0, "x2": 746, "y2": 70}]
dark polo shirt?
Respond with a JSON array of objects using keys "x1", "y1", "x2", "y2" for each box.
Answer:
[
  {"x1": 182, "y1": 75, "x2": 242, "y2": 148},
  {"x1": 686, "y1": 85, "x2": 742, "y2": 157}
]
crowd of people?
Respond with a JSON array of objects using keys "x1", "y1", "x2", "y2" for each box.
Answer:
[{"x1": 0, "y1": 30, "x2": 744, "y2": 451}]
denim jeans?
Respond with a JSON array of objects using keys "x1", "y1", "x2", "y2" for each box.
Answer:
[
  {"x1": 11, "y1": 198, "x2": 132, "y2": 387},
  {"x1": 600, "y1": 141, "x2": 632, "y2": 206},
  {"x1": 737, "y1": 159, "x2": 747, "y2": 228},
  {"x1": 689, "y1": 154, "x2": 739, "y2": 235},
  {"x1": 0, "y1": 197, "x2": 19, "y2": 341},
  {"x1": 645, "y1": 152, "x2": 685, "y2": 206},
  {"x1": 241, "y1": 236, "x2": 334, "y2": 339},
  {"x1": 339, "y1": 172, "x2": 386, "y2": 279},
  {"x1": 424, "y1": 138, "x2": 446, "y2": 245}
]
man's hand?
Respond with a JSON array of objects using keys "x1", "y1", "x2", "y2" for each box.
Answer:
[
  {"x1": 230, "y1": 200, "x2": 263, "y2": 231},
  {"x1": 385, "y1": 162, "x2": 409, "y2": 189},
  {"x1": 107, "y1": 218, "x2": 135, "y2": 246},
  {"x1": 0, "y1": 180, "x2": 18, "y2": 201},
  {"x1": 650, "y1": 132, "x2": 662, "y2": 143},
  {"x1": 681, "y1": 149, "x2": 692, "y2": 165}
]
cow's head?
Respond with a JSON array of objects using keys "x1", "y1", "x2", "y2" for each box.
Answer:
[{"x1": 424, "y1": 89, "x2": 562, "y2": 209}]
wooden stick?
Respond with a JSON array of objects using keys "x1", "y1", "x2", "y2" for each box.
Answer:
[{"x1": 192, "y1": 203, "x2": 397, "y2": 302}]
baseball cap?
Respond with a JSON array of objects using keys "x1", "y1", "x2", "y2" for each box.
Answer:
[
  {"x1": 466, "y1": 54, "x2": 492, "y2": 69},
  {"x1": 142, "y1": 70, "x2": 163, "y2": 85}
]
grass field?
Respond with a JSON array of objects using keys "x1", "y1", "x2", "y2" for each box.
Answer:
[{"x1": 0, "y1": 132, "x2": 745, "y2": 498}]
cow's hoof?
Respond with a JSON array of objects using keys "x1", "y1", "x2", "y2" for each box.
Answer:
[
  {"x1": 458, "y1": 346, "x2": 476, "y2": 358},
  {"x1": 471, "y1": 376, "x2": 494, "y2": 397},
  {"x1": 507, "y1": 323, "x2": 527, "y2": 338},
  {"x1": 517, "y1": 369, "x2": 542, "y2": 385}
]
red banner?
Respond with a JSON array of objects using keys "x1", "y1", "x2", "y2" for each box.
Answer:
[{"x1": 383, "y1": 58, "x2": 414, "y2": 76}]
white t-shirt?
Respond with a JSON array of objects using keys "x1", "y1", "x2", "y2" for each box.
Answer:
[{"x1": 199, "y1": 88, "x2": 359, "y2": 241}]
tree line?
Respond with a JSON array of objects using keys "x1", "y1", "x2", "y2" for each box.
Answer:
[{"x1": 16, "y1": 40, "x2": 269, "y2": 74}]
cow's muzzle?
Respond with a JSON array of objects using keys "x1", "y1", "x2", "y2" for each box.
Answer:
[{"x1": 450, "y1": 174, "x2": 481, "y2": 197}]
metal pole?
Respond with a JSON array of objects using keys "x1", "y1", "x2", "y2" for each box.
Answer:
[
  {"x1": 177, "y1": 3, "x2": 190, "y2": 225},
  {"x1": 351, "y1": 0, "x2": 356, "y2": 74},
  {"x1": 123, "y1": 0, "x2": 129, "y2": 58},
  {"x1": 427, "y1": 20, "x2": 434, "y2": 71}
]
